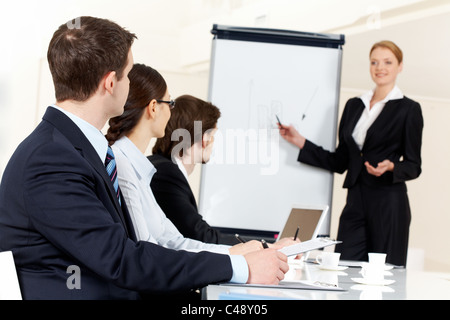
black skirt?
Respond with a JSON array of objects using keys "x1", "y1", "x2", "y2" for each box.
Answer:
[{"x1": 335, "y1": 181, "x2": 411, "y2": 267}]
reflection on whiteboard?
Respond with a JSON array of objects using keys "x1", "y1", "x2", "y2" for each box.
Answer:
[{"x1": 199, "y1": 37, "x2": 342, "y2": 234}]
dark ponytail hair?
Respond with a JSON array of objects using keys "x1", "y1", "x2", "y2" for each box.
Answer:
[{"x1": 106, "y1": 63, "x2": 167, "y2": 145}]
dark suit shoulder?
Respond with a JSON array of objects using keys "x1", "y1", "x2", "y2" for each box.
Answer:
[
  {"x1": 148, "y1": 153, "x2": 170, "y2": 166},
  {"x1": 398, "y1": 96, "x2": 422, "y2": 113},
  {"x1": 347, "y1": 96, "x2": 362, "y2": 104},
  {"x1": 344, "y1": 97, "x2": 365, "y2": 109},
  {"x1": 340, "y1": 97, "x2": 364, "y2": 116},
  {"x1": 385, "y1": 97, "x2": 423, "y2": 122},
  {"x1": 148, "y1": 154, "x2": 187, "y2": 183},
  {"x1": 401, "y1": 96, "x2": 420, "y2": 105},
  {"x1": 148, "y1": 154, "x2": 176, "y2": 171}
]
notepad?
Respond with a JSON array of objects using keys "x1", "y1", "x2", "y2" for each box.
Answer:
[
  {"x1": 222, "y1": 279, "x2": 344, "y2": 292},
  {"x1": 278, "y1": 237, "x2": 341, "y2": 257}
]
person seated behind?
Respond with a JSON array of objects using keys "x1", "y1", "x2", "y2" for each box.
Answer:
[{"x1": 149, "y1": 95, "x2": 238, "y2": 245}]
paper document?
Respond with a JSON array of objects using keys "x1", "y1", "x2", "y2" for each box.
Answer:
[
  {"x1": 278, "y1": 238, "x2": 341, "y2": 257},
  {"x1": 222, "y1": 280, "x2": 344, "y2": 292}
]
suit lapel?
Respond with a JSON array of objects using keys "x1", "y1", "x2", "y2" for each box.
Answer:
[
  {"x1": 364, "y1": 99, "x2": 401, "y2": 146},
  {"x1": 42, "y1": 107, "x2": 131, "y2": 237}
]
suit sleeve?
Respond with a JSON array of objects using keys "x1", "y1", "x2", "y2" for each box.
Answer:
[
  {"x1": 23, "y1": 142, "x2": 232, "y2": 294},
  {"x1": 298, "y1": 101, "x2": 351, "y2": 174},
  {"x1": 392, "y1": 101, "x2": 424, "y2": 183}
]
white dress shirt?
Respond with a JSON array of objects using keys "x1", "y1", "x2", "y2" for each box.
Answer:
[
  {"x1": 112, "y1": 136, "x2": 248, "y2": 283},
  {"x1": 352, "y1": 86, "x2": 404, "y2": 150},
  {"x1": 51, "y1": 104, "x2": 108, "y2": 161},
  {"x1": 174, "y1": 156, "x2": 189, "y2": 180}
]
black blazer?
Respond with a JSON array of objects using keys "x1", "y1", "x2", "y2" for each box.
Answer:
[
  {"x1": 298, "y1": 97, "x2": 423, "y2": 189},
  {"x1": 0, "y1": 107, "x2": 232, "y2": 300},
  {"x1": 148, "y1": 154, "x2": 239, "y2": 245}
]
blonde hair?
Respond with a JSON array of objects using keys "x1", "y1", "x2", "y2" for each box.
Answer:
[{"x1": 370, "y1": 40, "x2": 403, "y2": 64}]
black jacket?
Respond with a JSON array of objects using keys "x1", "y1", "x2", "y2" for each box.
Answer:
[
  {"x1": 298, "y1": 96, "x2": 423, "y2": 189},
  {"x1": 148, "y1": 154, "x2": 239, "y2": 245}
]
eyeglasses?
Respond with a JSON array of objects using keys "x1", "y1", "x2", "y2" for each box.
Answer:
[{"x1": 156, "y1": 99, "x2": 176, "y2": 109}]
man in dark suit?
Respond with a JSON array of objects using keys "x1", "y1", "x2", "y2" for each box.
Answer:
[{"x1": 0, "y1": 16, "x2": 288, "y2": 300}]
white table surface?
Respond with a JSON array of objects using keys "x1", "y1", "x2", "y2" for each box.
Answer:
[{"x1": 204, "y1": 257, "x2": 450, "y2": 300}]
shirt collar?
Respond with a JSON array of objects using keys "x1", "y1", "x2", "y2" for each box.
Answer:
[
  {"x1": 114, "y1": 136, "x2": 156, "y2": 183},
  {"x1": 360, "y1": 85, "x2": 404, "y2": 110},
  {"x1": 174, "y1": 156, "x2": 189, "y2": 181},
  {"x1": 51, "y1": 104, "x2": 108, "y2": 162}
]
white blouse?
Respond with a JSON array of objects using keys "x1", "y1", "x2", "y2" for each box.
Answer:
[{"x1": 352, "y1": 85, "x2": 404, "y2": 150}]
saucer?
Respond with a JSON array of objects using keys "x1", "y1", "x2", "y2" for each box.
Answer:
[
  {"x1": 318, "y1": 264, "x2": 348, "y2": 271},
  {"x1": 351, "y1": 284, "x2": 395, "y2": 293},
  {"x1": 359, "y1": 270, "x2": 393, "y2": 276},
  {"x1": 351, "y1": 278, "x2": 395, "y2": 286}
]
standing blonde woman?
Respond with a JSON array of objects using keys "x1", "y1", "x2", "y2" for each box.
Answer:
[{"x1": 279, "y1": 41, "x2": 423, "y2": 266}]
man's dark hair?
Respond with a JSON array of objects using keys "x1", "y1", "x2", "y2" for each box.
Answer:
[{"x1": 47, "y1": 16, "x2": 137, "y2": 102}]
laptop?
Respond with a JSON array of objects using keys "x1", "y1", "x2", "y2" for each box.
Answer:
[
  {"x1": 277, "y1": 204, "x2": 329, "y2": 259},
  {"x1": 217, "y1": 204, "x2": 329, "y2": 246}
]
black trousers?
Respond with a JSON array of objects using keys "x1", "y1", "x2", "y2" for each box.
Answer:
[{"x1": 334, "y1": 181, "x2": 411, "y2": 267}]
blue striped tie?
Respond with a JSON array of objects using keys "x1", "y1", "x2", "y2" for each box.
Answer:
[{"x1": 105, "y1": 146, "x2": 121, "y2": 205}]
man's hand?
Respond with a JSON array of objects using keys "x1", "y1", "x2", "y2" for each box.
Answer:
[
  {"x1": 244, "y1": 249, "x2": 289, "y2": 285},
  {"x1": 269, "y1": 237, "x2": 302, "y2": 260},
  {"x1": 269, "y1": 237, "x2": 300, "y2": 249},
  {"x1": 229, "y1": 240, "x2": 264, "y2": 255}
]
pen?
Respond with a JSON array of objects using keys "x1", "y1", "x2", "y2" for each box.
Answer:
[
  {"x1": 275, "y1": 114, "x2": 283, "y2": 127},
  {"x1": 293, "y1": 226, "x2": 300, "y2": 241},
  {"x1": 235, "y1": 234, "x2": 246, "y2": 243},
  {"x1": 261, "y1": 239, "x2": 269, "y2": 249}
]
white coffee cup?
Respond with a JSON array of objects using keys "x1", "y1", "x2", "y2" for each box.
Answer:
[
  {"x1": 315, "y1": 252, "x2": 341, "y2": 267},
  {"x1": 368, "y1": 253, "x2": 387, "y2": 265},
  {"x1": 361, "y1": 262, "x2": 385, "y2": 283}
]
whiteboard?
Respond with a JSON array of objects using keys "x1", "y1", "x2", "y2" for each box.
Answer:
[{"x1": 199, "y1": 25, "x2": 344, "y2": 235}]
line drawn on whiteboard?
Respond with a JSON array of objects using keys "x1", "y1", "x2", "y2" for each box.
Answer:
[{"x1": 302, "y1": 86, "x2": 319, "y2": 120}]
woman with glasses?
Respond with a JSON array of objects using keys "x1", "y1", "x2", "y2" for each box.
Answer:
[
  {"x1": 105, "y1": 63, "x2": 267, "y2": 256},
  {"x1": 278, "y1": 41, "x2": 423, "y2": 267}
]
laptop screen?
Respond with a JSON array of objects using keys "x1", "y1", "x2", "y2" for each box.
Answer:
[{"x1": 278, "y1": 205, "x2": 328, "y2": 241}]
